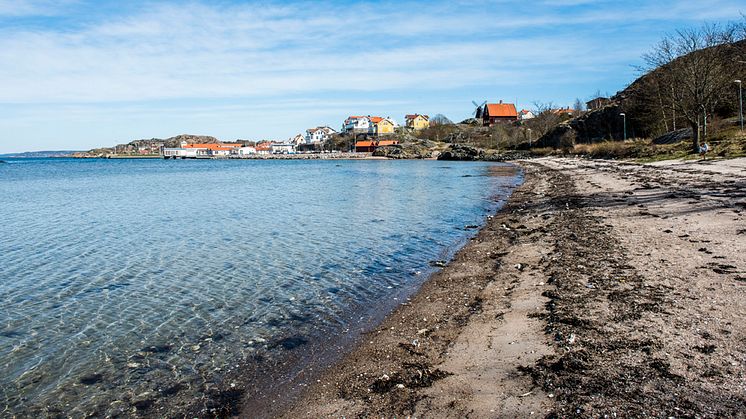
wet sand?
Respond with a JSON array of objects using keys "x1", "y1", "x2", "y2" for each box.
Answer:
[{"x1": 269, "y1": 157, "x2": 746, "y2": 418}]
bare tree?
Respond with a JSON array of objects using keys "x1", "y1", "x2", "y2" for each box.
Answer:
[
  {"x1": 642, "y1": 22, "x2": 744, "y2": 151},
  {"x1": 526, "y1": 101, "x2": 566, "y2": 139},
  {"x1": 573, "y1": 98, "x2": 585, "y2": 117},
  {"x1": 430, "y1": 114, "x2": 453, "y2": 126}
]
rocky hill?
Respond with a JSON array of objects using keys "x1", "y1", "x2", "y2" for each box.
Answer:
[
  {"x1": 72, "y1": 134, "x2": 224, "y2": 158},
  {"x1": 0, "y1": 150, "x2": 81, "y2": 158},
  {"x1": 536, "y1": 36, "x2": 746, "y2": 149}
]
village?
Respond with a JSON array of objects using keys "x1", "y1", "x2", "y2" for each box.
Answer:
[
  {"x1": 69, "y1": 95, "x2": 617, "y2": 160},
  {"x1": 154, "y1": 99, "x2": 594, "y2": 159}
]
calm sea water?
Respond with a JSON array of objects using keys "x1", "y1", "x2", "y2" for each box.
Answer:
[{"x1": 0, "y1": 158, "x2": 521, "y2": 416}]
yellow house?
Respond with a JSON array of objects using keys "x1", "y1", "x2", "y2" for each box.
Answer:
[
  {"x1": 370, "y1": 116, "x2": 396, "y2": 136},
  {"x1": 405, "y1": 114, "x2": 430, "y2": 130}
]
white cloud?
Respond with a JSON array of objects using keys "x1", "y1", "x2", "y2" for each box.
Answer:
[
  {"x1": 0, "y1": 0, "x2": 743, "y2": 151},
  {"x1": 0, "y1": 1, "x2": 650, "y2": 104}
]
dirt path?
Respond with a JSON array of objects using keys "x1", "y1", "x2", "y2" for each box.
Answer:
[{"x1": 261, "y1": 157, "x2": 746, "y2": 418}]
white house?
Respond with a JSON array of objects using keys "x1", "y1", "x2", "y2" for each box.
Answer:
[
  {"x1": 305, "y1": 126, "x2": 337, "y2": 143},
  {"x1": 208, "y1": 148, "x2": 233, "y2": 157},
  {"x1": 237, "y1": 146, "x2": 256, "y2": 156},
  {"x1": 289, "y1": 134, "x2": 306, "y2": 146},
  {"x1": 342, "y1": 116, "x2": 371, "y2": 134},
  {"x1": 270, "y1": 143, "x2": 296, "y2": 154},
  {"x1": 518, "y1": 109, "x2": 536, "y2": 121},
  {"x1": 162, "y1": 148, "x2": 198, "y2": 159}
]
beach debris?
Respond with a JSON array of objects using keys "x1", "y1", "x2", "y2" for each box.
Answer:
[
  {"x1": 429, "y1": 260, "x2": 447, "y2": 268},
  {"x1": 567, "y1": 334, "x2": 576, "y2": 345},
  {"x1": 519, "y1": 390, "x2": 534, "y2": 397},
  {"x1": 515, "y1": 263, "x2": 525, "y2": 271}
]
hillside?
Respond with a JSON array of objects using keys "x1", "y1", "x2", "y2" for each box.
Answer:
[
  {"x1": 71, "y1": 134, "x2": 224, "y2": 158},
  {"x1": 536, "y1": 36, "x2": 746, "y2": 151},
  {"x1": 0, "y1": 150, "x2": 81, "y2": 158}
]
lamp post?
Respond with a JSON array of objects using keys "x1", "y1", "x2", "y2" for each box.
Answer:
[
  {"x1": 527, "y1": 128, "x2": 532, "y2": 147},
  {"x1": 736, "y1": 79, "x2": 743, "y2": 132},
  {"x1": 620, "y1": 113, "x2": 627, "y2": 140}
]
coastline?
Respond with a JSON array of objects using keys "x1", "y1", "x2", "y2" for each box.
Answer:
[
  {"x1": 70, "y1": 152, "x2": 391, "y2": 160},
  {"x1": 269, "y1": 162, "x2": 555, "y2": 418},
  {"x1": 268, "y1": 156, "x2": 746, "y2": 417}
]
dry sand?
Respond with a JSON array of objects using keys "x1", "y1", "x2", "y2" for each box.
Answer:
[{"x1": 249, "y1": 157, "x2": 745, "y2": 418}]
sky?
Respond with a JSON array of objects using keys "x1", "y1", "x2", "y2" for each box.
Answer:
[{"x1": 0, "y1": 0, "x2": 744, "y2": 153}]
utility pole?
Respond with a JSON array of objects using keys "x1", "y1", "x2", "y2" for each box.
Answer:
[
  {"x1": 736, "y1": 80, "x2": 743, "y2": 132},
  {"x1": 672, "y1": 85, "x2": 676, "y2": 131},
  {"x1": 620, "y1": 113, "x2": 627, "y2": 140}
]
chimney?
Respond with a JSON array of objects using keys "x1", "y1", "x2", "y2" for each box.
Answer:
[{"x1": 499, "y1": 100, "x2": 503, "y2": 104}]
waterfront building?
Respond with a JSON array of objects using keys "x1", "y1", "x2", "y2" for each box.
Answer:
[
  {"x1": 354, "y1": 139, "x2": 399, "y2": 152},
  {"x1": 255, "y1": 141, "x2": 272, "y2": 155},
  {"x1": 270, "y1": 143, "x2": 296, "y2": 154},
  {"x1": 162, "y1": 147, "x2": 198, "y2": 159},
  {"x1": 237, "y1": 146, "x2": 256, "y2": 156}
]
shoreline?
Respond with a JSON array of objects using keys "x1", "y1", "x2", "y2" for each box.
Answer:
[
  {"x1": 165, "y1": 162, "x2": 525, "y2": 418},
  {"x1": 269, "y1": 157, "x2": 746, "y2": 417},
  {"x1": 263, "y1": 162, "x2": 554, "y2": 417}
]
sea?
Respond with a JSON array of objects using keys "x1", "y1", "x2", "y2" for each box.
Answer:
[{"x1": 0, "y1": 157, "x2": 522, "y2": 416}]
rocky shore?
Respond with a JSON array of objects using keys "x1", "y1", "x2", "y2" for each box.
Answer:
[{"x1": 265, "y1": 157, "x2": 745, "y2": 418}]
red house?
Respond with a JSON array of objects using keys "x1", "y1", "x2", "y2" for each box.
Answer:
[
  {"x1": 482, "y1": 101, "x2": 518, "y2": 126},
  {"x1": 354, "y1": 139, "x2": 399, "y2": 153}
]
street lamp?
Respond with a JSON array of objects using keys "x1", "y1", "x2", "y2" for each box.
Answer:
[
  {"x1": 736, "y1": 79, "x2": 743, "y2": 132},
  {"x1": 620, "y1": 113, "x2": 627, "y2": 140}
]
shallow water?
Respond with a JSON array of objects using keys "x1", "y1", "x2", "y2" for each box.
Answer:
[{"x1": 0, "y1": 158, "x2": 521, "y2": 415}]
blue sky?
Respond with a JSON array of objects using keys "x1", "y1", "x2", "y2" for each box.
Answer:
[{"x1": 0, "y1": 0, "x2": 744, "y2": 153}]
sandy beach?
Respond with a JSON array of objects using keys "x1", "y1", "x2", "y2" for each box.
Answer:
[{"x1": 268, "y1": 156, "x2": 746, "y2": 418}]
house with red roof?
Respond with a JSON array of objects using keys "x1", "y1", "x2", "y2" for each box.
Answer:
[
  {"x1": 482, "y1": 101, "x2": 518, "y2": 126},
  {"x1": 405, "y1": 114, "x2": 430, "y2": 130},
  {"x1": 354, "y1": 139, "x2": 399, "y2": 153},
  {"x1": 255, "y1": 141, "x2": 273, "y2": 155}
]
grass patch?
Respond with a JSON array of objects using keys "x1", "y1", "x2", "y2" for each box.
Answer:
[{"x1": 524, "y1": 128, "x2": 746, "y2": 162}]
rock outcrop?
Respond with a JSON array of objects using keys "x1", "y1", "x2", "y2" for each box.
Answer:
[
  {"x1": 535, "y1": 104, "x2": 624, "y2": 148},
  {"x1": 652, "y1": 128, "x2": 692, "y2": 145},
  {"x1": 437, "y1": 144, "x2": 485, "y2": 160},
  {"x1": 373, "y1": 143, "x2": 432, "y2": 159}
]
